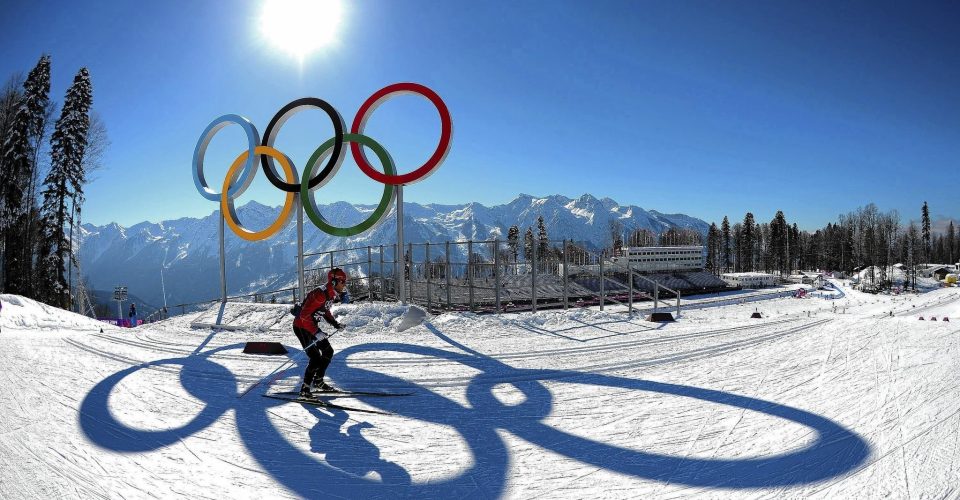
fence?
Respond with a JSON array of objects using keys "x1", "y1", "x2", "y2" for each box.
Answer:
[{"x1": 165, "y1": 239, "x2": 731, "y2": 319}]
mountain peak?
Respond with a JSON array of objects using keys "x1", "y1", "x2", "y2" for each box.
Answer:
[{"x1": 79, "y1": 194, "x2": 708, "y2": 307}]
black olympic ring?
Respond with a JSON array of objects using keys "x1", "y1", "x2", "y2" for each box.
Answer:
[{"x1": 260, "y1": 97, "x2": 346, "y2": 193}]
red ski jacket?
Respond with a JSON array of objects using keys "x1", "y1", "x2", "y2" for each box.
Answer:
[{"x1": 293, "y1": 285, "x2": 340, "y2": 335}]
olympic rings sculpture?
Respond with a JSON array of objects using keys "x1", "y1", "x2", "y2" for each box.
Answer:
[{"x1": 192, "y1": 83, "x2": 452, "y2": 240}]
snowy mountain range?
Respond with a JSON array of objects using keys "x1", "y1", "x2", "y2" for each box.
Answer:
[{"x1": 78, "y1": 193, "x2": 709, "y2": 309}]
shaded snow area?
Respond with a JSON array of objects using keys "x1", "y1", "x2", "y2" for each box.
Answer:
[{"x1": 2, "y1": 281, "x2": 960, "y2": 498}]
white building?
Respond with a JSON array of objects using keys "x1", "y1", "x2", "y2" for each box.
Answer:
[
  {"x1": 721, "y1": 272, "x2": 777, "y2": 288},
  {"x1": 607, "y1": 246, "x2": 705, "y2": 273}
]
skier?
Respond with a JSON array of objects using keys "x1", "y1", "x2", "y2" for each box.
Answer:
[
  {"x1": 293, "y1": 267, "x2": 347, "y2": 397},
  {"x1": 128, "y1": 303, "x2": 137, "y2": 328}
]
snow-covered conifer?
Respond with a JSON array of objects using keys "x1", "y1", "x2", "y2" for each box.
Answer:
[
  {"x1": 1, "y1": 55, "x2": 50, "y2": 294},
  {"x1": 37, "y1": 67, "x2": 92, "y2": 307}
]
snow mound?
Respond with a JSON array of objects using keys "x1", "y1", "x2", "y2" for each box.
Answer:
[
  {"x1": 173, "y1": 300, "x2": 431, "y2": 334},
  {"x1": 0, "y1": 294, "x2": 117, "y2": 332},
  {"x1": 856, "y1": 266, "x2": 940, "y2": 290}
]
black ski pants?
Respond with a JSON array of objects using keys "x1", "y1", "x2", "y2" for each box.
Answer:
[{"x1": 293, "y1": 326, "x2": 334, "y2": 387}]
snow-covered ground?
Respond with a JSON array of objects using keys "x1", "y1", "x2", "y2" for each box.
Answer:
[{"x1": 1, "y1": 281, "x2": 959, "y2": 498}]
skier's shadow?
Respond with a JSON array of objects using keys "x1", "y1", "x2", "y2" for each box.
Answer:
[{"x1": 304, "y1": 405, "x2": 411, "y2": 485}]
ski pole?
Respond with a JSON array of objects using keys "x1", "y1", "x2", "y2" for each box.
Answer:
[{"x1": 238, "y1": 356, "x2": 297, "y2": 399}]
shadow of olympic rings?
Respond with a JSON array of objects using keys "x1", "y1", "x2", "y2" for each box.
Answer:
[{"x1": 79, "y1": 336, "x2": 870, "y2": 496}]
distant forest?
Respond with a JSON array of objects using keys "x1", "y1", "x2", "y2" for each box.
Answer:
[{"x1": 700, "y1": 202, "x2": 953, "y2": 290}]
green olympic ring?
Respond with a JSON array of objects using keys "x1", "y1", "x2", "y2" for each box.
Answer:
[{"x1": 301, "y1": 133, "x2": 397, "y2": 237}]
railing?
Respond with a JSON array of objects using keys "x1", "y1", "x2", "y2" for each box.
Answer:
[{"x1": 166, "y1": 239, "x2": 729, "y2": 320}]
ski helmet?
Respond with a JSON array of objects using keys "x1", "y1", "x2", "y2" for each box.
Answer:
[{"x1": 328, "y1": 268, "x2": 347, "y2": 285}]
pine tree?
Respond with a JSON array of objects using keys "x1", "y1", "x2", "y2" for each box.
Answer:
[
  {"x1": 523, "y1": 227, "x2": 534, "y2": 262},
  {"x1": 1, "y1": 55, "x2": 50, "y2": 295},
  {"x1": 741, "y1": 213, "x2": 756, "y2": 272},
  {"x1": 608, "y1": 219, "x2": 623, "y2": 255},
  {"x1": 706, "y1": 223, "x2": 719, "y2": 274},
  {"x1": 507, "y1": 225, "x2": 520, "y2": 263},
  {"x1": 0, "y1": 76, "x2": 23, "y2": 289},
  {"x1": 627, "y1": 228, "x2": 655, "y2": 247},
  {"x1": 921, "y1": 201, "x2": 931, "y2": 263},
  {"x1": 733, "y1": 223, "x2": 743, "y2": 271},
  {"x1": 790, "y1": 223, "x2": 800, "y2": 271},
  {"x1": 37, "y1": 68, "x2": 92, "y2": 307},
  {"x1": 721, "y1": 216, "x2": 731, "y2": 273},
  {"x1": 906, "y1": 223, "x2": 920, "y2": 290},
  {"x1": 770, "y1": 211, "x2": 788, "y2": 276},
  {"x1": 947, "y1": 221, "x2": 957, "y2": 264},
  {"x1": 536, "y1": 215, "x2": 549, "y2": 258}
]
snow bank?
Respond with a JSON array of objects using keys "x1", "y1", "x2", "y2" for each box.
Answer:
[
  {"x1": 856, "y1": 266, "x2": 940, "y2": 290},
  {"x1": 0, "y1": 294, "x2": 117, "y2": 332},
  {"x1": 166, "y1": 300, "x2": 426, "y2": 334}
]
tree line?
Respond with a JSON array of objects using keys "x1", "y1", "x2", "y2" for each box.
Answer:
[
  {"x1": 700, "y1": 202, "x2": 956, "y2": 290},
  {"x1": 0, "y1": 55, "x2": 105, "y2": 308}
]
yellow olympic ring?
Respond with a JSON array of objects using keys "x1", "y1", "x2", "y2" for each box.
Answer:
[{"x1": 221, "y1": 146, "x2": 299, "y2": 242}]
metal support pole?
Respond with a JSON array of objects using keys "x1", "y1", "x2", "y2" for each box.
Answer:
[
  {"x1": 219, "y1": 215, "x2": 226, "y2": 303},
  {"x1": 562, "y1": 239, "x2": 569, "y2": 310},
  {"x1": 379, "y1": 245, "x2": 385, "y2": 300},
  {"x1": 494, "y1": 238, "x2": 501, "y2": 312},
  {"x1": 217, "y1": 215, "x2": 227, "y2": 326},
  {"x1": 367, "y1": 246, "x2": 372, "y2": 299},
  {"x1": 408, "y1": 242, "x2": 413, "y2": 304},
  {"x1": 296, "y1": 195, "x2": 305, "y2": 303},
  {"x1": 628, "y1": 264, "x2": 633, "y2": 315},
  {"x1": 599, "y1": 253, "x2": 604, "y2": 311},
  {"x1": 468, "y1": 240, "x2": 475, "y2": 312},
  {"x1": 654, "y1": 283, "x2": 659, "y2": 313},
  {"x1": 396, "y1": 185, "x2": 405, "y2": 304},
  {"x1": 531, "y1": 239, "x2": 538, "y2": 312},
  {"x1": 426, "y1": 242, "x2": 432, "y2": 312},
  {"x1": 446, "y1": 241, "x2": 452, "y2": 309}
]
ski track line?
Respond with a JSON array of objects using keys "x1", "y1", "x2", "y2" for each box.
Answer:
[
  {"x1": 893, "y1": 290, "x2": 959, "y2": 317},
  {"x1": 361, "y1": 317, "x2": 804, "y2": 366},
  {"x1": 376, "y1": 319, "x2": 833, "y2": 391},
  {"x1": 893, "y1": 341, "x2": 912, "y2": 499},
  {"x1": 20, "y1": 444, "x2": 111, "y2": 500},
  {"x1": 772, "y1": 325, "x2": 885, "y2": 401},
  {"x1": 89, "y1": 331, "x2": 290, "y2": 364},
  {"x1": 652, "y1": 399, "x2": 722, "y2": 496},
  {"x1": 701, "y1": 367, "x2": 772, "y2": 487},
  {"x1": 63, "y1": 338, "x2": 262, "y2": 385},
  {"x1": 332, "y1": 319, "x2": 835, "y2": 392},
  {"x1": 483, "y1": 317, "x2": 803, "y2": 362},
  {"x1": 808, "y1": 403, "x2": 960, "y2": 497},
  {"x1": 102, "y1": 309, "x2": 799, "y2": 368},
  {"x1": 816, "y1": 325, "x2": 838, "y2": 389}
]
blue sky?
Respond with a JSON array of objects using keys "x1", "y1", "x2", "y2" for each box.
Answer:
[{"x1": 1, "y1": 0, "x2": 957, "y2": 230}]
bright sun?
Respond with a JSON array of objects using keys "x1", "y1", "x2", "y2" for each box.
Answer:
[{"x1": 259, "y1": 0, "x2": 344, "y2": 62}]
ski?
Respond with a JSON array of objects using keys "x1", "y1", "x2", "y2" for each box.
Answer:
[
  {"x1": 262, "y1": 393, "x2": 394, "y2": 415},
  {"x1": 271, "y1": 389, "x2": 414, "y2": 398}
]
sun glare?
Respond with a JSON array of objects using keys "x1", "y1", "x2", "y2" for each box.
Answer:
[{"x1": 259, "y1": 0, "x2": 344, "y2": 62}]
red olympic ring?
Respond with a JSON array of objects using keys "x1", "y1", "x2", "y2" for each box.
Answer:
[{"x1": 350, "y1": 82, "x2": 453, "y2": 186}]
